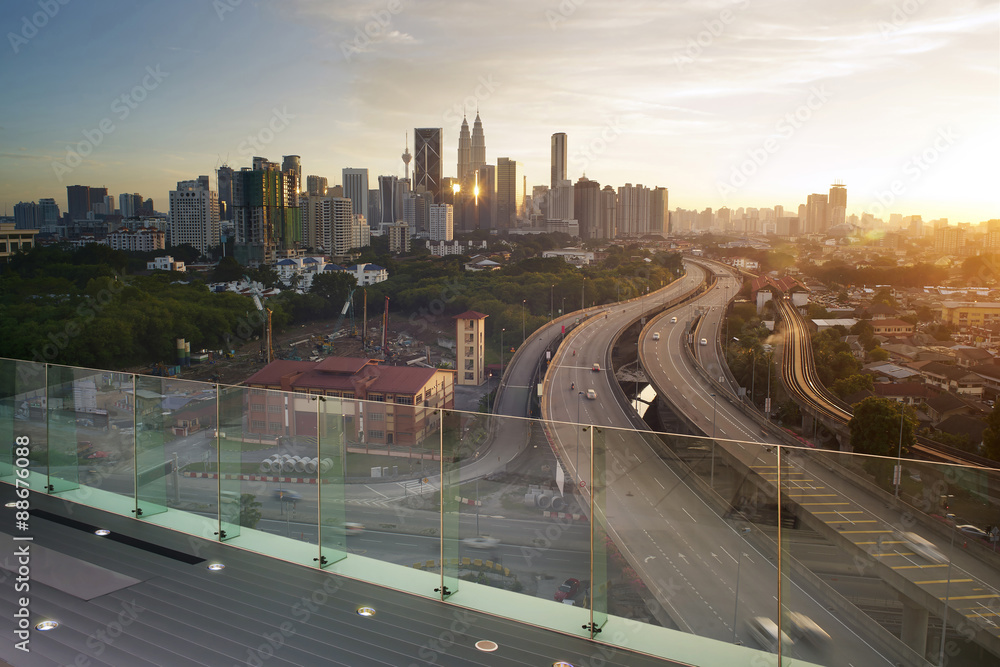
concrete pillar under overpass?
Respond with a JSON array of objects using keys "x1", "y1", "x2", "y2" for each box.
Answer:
[
  {"x1": 899, "y1": 593, "x2": 930, "y2": 656},
  {"x1": 801, "y1": 412, "x2": 814, "y2": 434}
]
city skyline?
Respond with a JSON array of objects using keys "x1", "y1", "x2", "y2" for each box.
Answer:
[{"x1": 1, "y1": 1, "x2": 997, "y2": 223}]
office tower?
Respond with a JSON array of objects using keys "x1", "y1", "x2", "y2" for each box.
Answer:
[
  {"x1": 217, "y1": 165, "x2": 234, "y2": 220},
  {"x1": 102, "y1": 195, "x2": 116, "y2": 215},
  {"x1": 551, "y1": 133, "x2": 567, "y2": 189},
  {"x1": 233, "y1": 157, "x2": 302, "y2": 266},
  {"x1": 13, "y1": 202, "x2": 38, "y2": 229},
  {"x1": 342, "y1": 168, "x2": 369, "y2": 226},
  {"x1": 599, "y1": 186, "x2": 617, "y2": 239},
  {"x1": 414, "y1": 128, "x2": 443, "y2": 202},
  {"x1": 282, "y1": 156, "x2": 301, "y2": 186},
  {"x1": 306, "y1": 175, "x2": 328, "y2": 196},
  {"x1": 38, "y1": 198, "x2": 59, "y2": 227},
  {"x1": 169, "y1": 178, "x2": 220, "y2": 255},
  {"x1": 496, "y1": 158, "x2": 524, "y2": 230},
  {"x1": 617, "y1": 183, "x2": 651, "y2": 236},
  {"x1": 574, "y1": 176, "x2": 601, "y2": 240},
  {"x1": 828, "y1": 181, "x2": 847, "y2": 228},
  {"x1": 67, "y1": 185, "x2": 90, "y2": 219},
  {"x1": 378, "y1": 176, "x2": 399, "y2": 225},
  {"x1": 142, "y1": 198, "x2": 154, "y2": 215},
  {"x1": 475, "y1": 165, "x2": 495, "y2": 231},
  {"x1": 429, "y1": 203, "x2": 454, "y2": 241},
  {"x1": 119, "y1": 193, "x2": 136, "y2": 219},
  {"x1": 88, "y1": 187, "x2": 108, "y2": 214},
  {"x1": 549, "y1": 179, "x2": 574, "y2": 221},
  {"x1": 402, "y1": 134, "x2": 412, "y2": 181},
  {"x1": 650, "y1": 187, "x2": 669, "y2": 236},
  {"x1": 806, "y1": 194, "x2": 828, "y2": 234},
  {"x1": 458, "y1": 116, "x2": 472, "y2": 182},
  {"x1": 368, "y1": 188, "x2": 381, "y2": 228},
  {"x1": 471, "y1": 113, "x2": 486, "y2": 173}
]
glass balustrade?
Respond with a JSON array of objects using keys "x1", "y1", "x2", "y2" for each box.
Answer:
[{"x1": 2, "y1": 356, "x2": 999, "y2": 667}]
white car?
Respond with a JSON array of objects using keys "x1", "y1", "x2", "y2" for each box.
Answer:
[
  {"x1": 896, "y1": 531, "x2": 949, "y2": 563},
  {"x1": 586, "y1": 389, "x2": 597, "y2": 399},
  {"x1": 462, "y1": 536, "x2": 500, "y2": 549},
  {"x1": 669, "y1": 316, "x2": 677, "y2": 323},
  {"x1": 700, "y1": 338, "x2": 708, "y2": 346},
  {"x1": 652, "y1": 332, "x2": 660, "y2": 341}
]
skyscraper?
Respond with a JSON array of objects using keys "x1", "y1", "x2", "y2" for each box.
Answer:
[
  {"x1": 549, "y1": 179, "x2": 574, "y2": 221},
  {"x1": 551, "y1": 133, "x2": 567, "y2": 190},
  {"x1": 38, "y1": 198, "x2": 60, "y2": 227},
  {"x1": 378, "y1": 175, "x2": 399, "y2": 225},
  {"x1": 414, "y1": 128, "x2": 443, "y2": 202},
  {"x1": 13, "y1": 202, "x2": 39, "y2": 230},
  {"x1": 233, "y1": 157, "x2": 302, "y2": 266},
  {"x1": 89, "y1": 187, "x2": 108, "y2": 214},
  {"x1": 306, "y1": 175, "x2": 328, "y2": 196},
  {"x1": 573, "y1": 176, "x2": 601, "y2": 240},
  {"x1": 342, "y1": 168, "x2": 369, "y2": 226},
  {"x1": 471, "y1": 112, "x2": 486, "y2": 173},
  {"x1": 429, "y1": 203, "x2": 454, "y2": 242},
  {"x1": 617, "y1": 183, "x2": 651, "y2": 236},
  {"x1": 476, "y1": 165, "x2": 496, "y2": 231},
  {"x1": 217, "y1": 165, "x2": 234, "y2": 221},
  {"x1": 806, "y1": 194, "x2": 828, "y2": 234},
  {"x1": 599, "y1": 185, "x2": 617, "y2": 239},
  {"x1": 496, "y1": 158, "x2": 523, "y2": 230},
  {"x1": 457, "y1": 116, "x2": 472, "y2": 183},
  {"x1": 828, "y1": 182, "x2": 847, "y2": 228},
  {"x1": 169, "y1": 178, "x2": 220, "y2": 255},
  {"x1": 67, "y1": 185, "x2": 90, "y2": 219},
  {"x1": 650, "y1": 187, "x2": 669, "y2": 237}
]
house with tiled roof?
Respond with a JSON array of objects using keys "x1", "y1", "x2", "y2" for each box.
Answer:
[
  {"x1": 245, "y1": 357, "x2": 454, "y2": 446},
  {"x1": 925, "y1": 392, "x2": 972, "y2": 424},
  {"x1": 750, "y1": 274, "x2": 809, "y2": 314}
]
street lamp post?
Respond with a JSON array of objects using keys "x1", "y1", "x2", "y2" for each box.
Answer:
[
  {"x1": 497, "y1": 328, "x2": 505, "y2": 415},
  {"x1": 732, "y1": 526, "x2": 752, "y2": 643},
  {"x1": 894, "y1": 408, "x2": 905, "y2": 498},
  {"x1": 550, "y1": 284, "x2": 554, "y2": 321},
  {"x1": 750, "y1": 348, "x2": 756, "y2": 405},
  {"x1": 939, "y1": 514, "x2": 958, "y2": 666},
  {"x1": 576, "y1": 390, "x2": 584, "y2": 475},
  {"x1": 581, "y1": 278, "x2": 586, "y2": 311},
  {"x1": 521, "y1": 299, "x2": 526, "y2": 343},
  {"x1": 562, "y1": 297, "x2": 565, "y2": 316},
  {"x1": 476, "y1": 477, "x2": 480, "y2": 535}
]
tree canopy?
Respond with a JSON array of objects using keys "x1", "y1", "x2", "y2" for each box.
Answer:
[{"x1": 848, "y1": 397, "x2": 915, "y2": 457}]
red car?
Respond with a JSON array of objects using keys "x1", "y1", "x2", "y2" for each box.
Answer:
[{"x1": 554, "y1": 577, "x2": 580, "y2": 602}]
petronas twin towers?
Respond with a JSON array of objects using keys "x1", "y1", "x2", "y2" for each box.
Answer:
[{"x1": 457, "y1": 113, "x2": 486, "y2": 183}]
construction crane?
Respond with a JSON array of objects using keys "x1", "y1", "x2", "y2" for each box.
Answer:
[{"x1": 244, "y1": 276, "x2": 274, "y2": 364}]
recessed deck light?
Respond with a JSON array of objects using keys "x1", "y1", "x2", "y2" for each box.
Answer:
[
  {"x1": 475, "y1": 640, "x2": 499, "y2": 652},
  {"x1": 357, "y1": 606, "x2": 376, "y2": 617},
  {"x1": 5, "y1": 501, "x2": 17, "y2": 508},
  {"x1": 94, "y1": 529, "x2": 111, "y2": 536},
  {"x1": 35, "y1": 620, "x2": 58, "y2": 631},
  {"x1": 207, "y1": 563, "x2": 225, "y2": 571},
  {"x1": 552, "y1": 662, "x2": 575, "y2": 667}
]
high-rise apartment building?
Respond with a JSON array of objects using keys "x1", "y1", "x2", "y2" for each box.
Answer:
[
  {"x1": 617, "y1": 183, "x2": 651, "y2": 236},
  {"x1": 600, "y1": 185, "x2": 617, "y2": 239},
  {"x1": 306, "y1": 175, "x2": 328, "y2": 196},
  {"x1": 650, "y1": 187, "x2": 669, "y2": 237},
  {"x1": 282, "y1": 156, "x2": 302, "y2": 187},
  {"x1": 414, "y1": 128, "x2": 443, "y2": 202},
  {"x1": 549, "y1": 179, "x2": 574, "y2": 221},
  {"x1": 551, "y1": 133, "x2": 567, "y2": 189},
  {"x1": 455, "y1": 310, "x2": 488, "y2": 386},
  {"x1": 13, "y1": 202, "x2": 38, "y2": 230},
  {"x1": 119, "y1": 193, "x2": 142, "y2": 219},
  {"x1": 805, "y1": 194, "x2": 828, "y2": 234},
  {"x1": 169, "y1": 177, "x2": 220, "y2": 255},
  {"x1": 89, "y1": 187, "x2": 108, "y2": 214},
  {"x1": 342, "y1": 168, "x2": 369, "y2": 227},
  {"x1": 429, "y1": 204, "x2": 454, "y2": 242},
  {"x1": 933, "y1": 226, "x2": 966, "y2": 255},
  {"x1": 496, "y1": 158, "x2": 524, "y2": 230},
  {"x1": 387, "y1": 221, "x2": 410, "y2": 254},
  {"x1": 574, "y1": 176, "x2": 601, "y2": 240},
  {"x1": 367, "y1": 188, "x2": 381, "y2": 229},
  {"x1": 38, "y1": 198, "x2": 59, "y2": 227},
  {"x1": 828, "y1": 182, "x2": 847, "y2": 229},
  {"x1": 233, "y1": 157, "x2": 302, "y2": 266}
]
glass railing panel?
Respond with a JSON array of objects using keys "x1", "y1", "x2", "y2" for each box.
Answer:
[
  {"x1": 590, "y1": 424, "x2": 609, "y2": 636},
  {"x1": 45, "y1": 364, "x2": 81, "y2": 494},
  {"x1": 439, "y1": 409, "x2": 462, "y2": 600},
  {"x1": 1, "y1": 358, "x2": 47, "y2": 483},
  {"x1": 217, "y1": 383, "x2": 244, "y2": 543},
  {"x1": 134, "y1": 374, "x2": 167, "y2": 518},
  {"x1": 318, "y1": 394, "x2": 347, "y2": 568}
]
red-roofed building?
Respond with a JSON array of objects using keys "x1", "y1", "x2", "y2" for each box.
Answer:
[
  {"x1": 454, "y1": 310, "x2": 489, "y2": 386},
  {"x1": 245, "y1": 358, "x2": 455, "y2": 446},
  {"x1": 750, "y1": 275, "x2": 809, "y2": 314}
]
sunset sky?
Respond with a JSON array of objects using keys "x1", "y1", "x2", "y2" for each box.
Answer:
[{"x1": 2, "y1": 0, "x2": 997, "y2": 223}]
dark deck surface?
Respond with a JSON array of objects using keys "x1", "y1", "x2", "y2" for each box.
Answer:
[{"x1": 1, "y1": 490, "x2": 679, "y2": 667}]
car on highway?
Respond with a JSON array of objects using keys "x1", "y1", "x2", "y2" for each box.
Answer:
[
  {"x1": 554, "y1": 577, "x2": 580, "y2": 602},
  {"x1": 462, "y1": 536, "x2": 500, "y2": 549},
  {"x1": 746, "y1": 616, "x2": 793, "y2": 653},
  {"x1": 652, "y1": 332, "x2": 660, "y2": 340},
  {"x1": 586, "y1": 389, "x2": 597, "y2": 399},
  {"x1": 895, "y1": 530, "x2": 949, "y2": 563},
  {"x1": 273, "y1": 489, "x2": 302, "y2": 502},
  {"x1": 592, "y1": 363, "x2": 600, "y2": 372},
  {"x1": 700, "y1": 338, "x2": 708, "y2": 346},
  {"x1": 957, "y1": 524, "x2": 988, "y2": 539},
  {"x1": 670, "y1": 316, "x2": 677, "y2": 323},
  {"x1": 787, "y1": 612, "x2": 831, "y2": 646}
]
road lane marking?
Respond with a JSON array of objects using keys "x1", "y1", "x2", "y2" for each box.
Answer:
[
  {"x1": 682, "y1": 508, "x2": 696, "y2": 522},
  {"x1": 891, "y1": 564, "x2": 948, "y2": 569},
  {"x1": 944, "y1": 594, "x2": 1000, "y2": 600},
  {"x1": 812, "y1": 510, "x2": 864, "y2": 514},
  {"x1": 842, "y1": 530, "x2": 891, "y2": 534},
  {"x1": 916, "y1": 579, "x2": 973, "y2": 585}
]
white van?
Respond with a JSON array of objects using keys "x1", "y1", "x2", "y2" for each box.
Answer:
[
  {"x1": 746, "y1": 616, "x2": 793, "y2": 653},
  {"x1": 700, "y1": 338, "x2": 708, "y2": 346}
]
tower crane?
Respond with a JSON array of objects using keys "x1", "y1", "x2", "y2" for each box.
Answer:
[{"x1": 245, "y1": 276, "x2": 274, "y2": 364}]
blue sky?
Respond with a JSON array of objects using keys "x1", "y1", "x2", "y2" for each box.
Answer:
[{"x1": 2, "y1": 0, "x2": 998, "y2": 223}]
